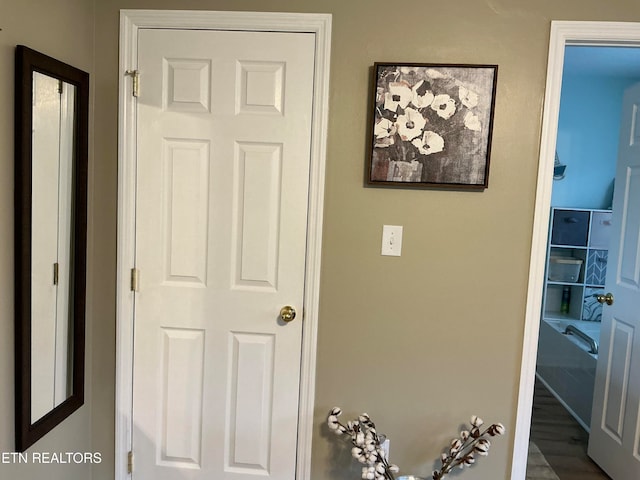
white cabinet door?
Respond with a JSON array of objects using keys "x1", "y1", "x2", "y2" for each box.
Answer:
[
  {"x1": 588, "y1": 82, "x2": 640, "y2": 479},
  {"x1": 132, "y1": 28, "x2": 315, "y2": 480}
]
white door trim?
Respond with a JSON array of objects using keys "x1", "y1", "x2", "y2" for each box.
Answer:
[
  {"x1": 115, "y1": 10, "x2": 331, "y2": 480},
  {"x1": 512, "y1": 20, "x2": 640, "y2": 480}
]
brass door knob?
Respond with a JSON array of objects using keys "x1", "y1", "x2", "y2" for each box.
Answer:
[
  {"x1": 280, "y1": 306, "x2": 297, "y2": 322},
  {"x1": 596, "y1": 292, "x2": 614, "y2": 306}
]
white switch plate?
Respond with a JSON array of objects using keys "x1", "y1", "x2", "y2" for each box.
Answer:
[{"x1": 381, "y1": 225, "x2": 403, "y2": 256}]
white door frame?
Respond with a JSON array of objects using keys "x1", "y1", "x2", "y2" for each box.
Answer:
[
  {"x1": 512, "y1": 20, "x2": 640, "y2": 480},
  {"x1": 115, "y1": 10, "x2": 331, "y2": 480}
]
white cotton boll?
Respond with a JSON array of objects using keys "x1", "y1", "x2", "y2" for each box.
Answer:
[
  {"x1": 474, "y1": 442, "x2": 490, "y2": 456},
  {"x1": 375, "y1": 463, "x2": 386, "y2": 474},
  {"x1": 389, "y1": 464, "x2": 399, "y2": 473},
  {"x1": 356, "y1": 432, "x2": 365, "y2": 445},
  {"x1": 330, "y1": 407, "x2": 342, "y2": 416},
  {"x1": 460, "y1": 430, "x2": 470, "y2": 441},
  {"x1": 328, "y1": 415, "x2": 341, "y2": 433},
  {"x1": 470, "y1": 415, "x2": 484, "y2": 427}
]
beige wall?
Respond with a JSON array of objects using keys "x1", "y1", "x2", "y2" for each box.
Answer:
[
  {"x1": 89, "y1": 2, "x2": 640, "y2": 480},
  {"x1": 4, "y1": 1, "x2": 640, "y2": 480},
  {"x1": 0, "y1": 0, "x2": 94, "y2": 479}
]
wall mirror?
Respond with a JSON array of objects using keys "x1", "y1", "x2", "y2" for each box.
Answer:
[{"x1": 14, "y1": 45, "x2": 89, "y2": 451}]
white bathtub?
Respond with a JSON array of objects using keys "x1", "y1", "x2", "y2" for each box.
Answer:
[{"x1": 536, "y1": 319, "x2": 601, "y2": 430}]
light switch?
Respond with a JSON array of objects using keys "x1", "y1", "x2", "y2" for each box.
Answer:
[{"x1": 381, "y1": 225, "x2": 403, "y2": 256}]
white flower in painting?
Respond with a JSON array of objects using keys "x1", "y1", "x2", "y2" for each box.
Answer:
[
  {"x1": 430, "y1": 94, "x2": 457, "y2": 119},
  {"x1": 383, "y1": 81, "x2": 412, "y2": 112},
  {"x1": 411, "y1": 80, "x2": 435, "y2": 108},
  {"x1": 399, "y1": 66, "x2": 420, "y2": 75},
  {"x1": 374, "y1": 118, "x2": 396, "y2": 139},
  {"x1": 459, "y1": 86, "x2": 479, "y2": 108},
  {"x1": 412, "y1": 130, "x2": 445, "y2": 155},
  {"x1": 425, "y1": 68, "x2": 445, "y2": 79},
  {"x1": 396, "y1": 107, "x2": 426, "y2": 141},
  {"x1": 464, "y1": 111, "x2": 482, "y2": 131}
]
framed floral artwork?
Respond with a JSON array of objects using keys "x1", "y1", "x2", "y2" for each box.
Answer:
[{"x1": 367, "y1": 63, "x2": 498, "y2": 189}]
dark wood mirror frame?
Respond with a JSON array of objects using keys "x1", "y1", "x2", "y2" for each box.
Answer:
[{"x1": 14, "y1": 45, "x2": 89, "y2": 452}]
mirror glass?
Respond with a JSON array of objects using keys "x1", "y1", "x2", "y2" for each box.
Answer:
[
  {"x1": 30, "y1": 72, "x2": 76, "y2": 422},
  {"x1": 15, "y1": 45, "x2": 88, "y2": 451}
]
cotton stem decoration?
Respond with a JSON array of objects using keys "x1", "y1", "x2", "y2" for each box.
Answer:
[
  {"x1": 327, "y1": 408, "x2": 505, "y2": 480},
  {"x1": 327, "y1": 408, "x2": 398, "y2": 480},
  {"x1": 432, "y1": 415, "x2": 505, "y2": 479}
]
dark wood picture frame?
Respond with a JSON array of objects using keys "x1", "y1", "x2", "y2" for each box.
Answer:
[
  {"x1": 14, "y1": 45, "x2": 89, "y2": 452},
  {"x1": 367, "y1": 62, "x2": 498, "y2": 190}
]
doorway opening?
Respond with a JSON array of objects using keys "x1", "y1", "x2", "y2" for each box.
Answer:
[
  {"x1": 513, "y1": 21, "x2": 640, "y2": 480},
  {"x1": 529, "y1": 44, "x2": 640, "y2": 480}
]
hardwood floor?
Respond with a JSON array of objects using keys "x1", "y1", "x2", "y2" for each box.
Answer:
[{"x1": 529, "y1": 379, "x2": 611, "y2": 480}]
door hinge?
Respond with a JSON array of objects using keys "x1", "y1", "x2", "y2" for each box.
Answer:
[
  {"x1": 130, "y1": 268, "x2": 140, "y2": 292},
  {"x1": 53, "y1": 262, "x2": 59, "y2": 285},
  {"x1": 127, "y1": 451, "x2": 133, "y2": 474},
  {"x1": 124, "y1": 69, "x2": 140, "y2": 97}
]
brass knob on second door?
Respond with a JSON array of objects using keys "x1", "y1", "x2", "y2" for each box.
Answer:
[
  {"x1": 280, "y1": 305, "x2": 297, "y2": 322},
  {"x1": 596, "y1": 293, "x2": 614, "y2": 306}
]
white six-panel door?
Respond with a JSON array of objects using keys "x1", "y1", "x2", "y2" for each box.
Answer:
[
  {"x1": 131, "y1": 28, "x2": 315, "y2": 480},
  {"x1": 588, "y1": 82, "x2": 640, "y2": 480}
]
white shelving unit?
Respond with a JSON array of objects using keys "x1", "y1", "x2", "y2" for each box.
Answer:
[{"x1": 542, "y1": 208, "x2": 612, "y2": 322}]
